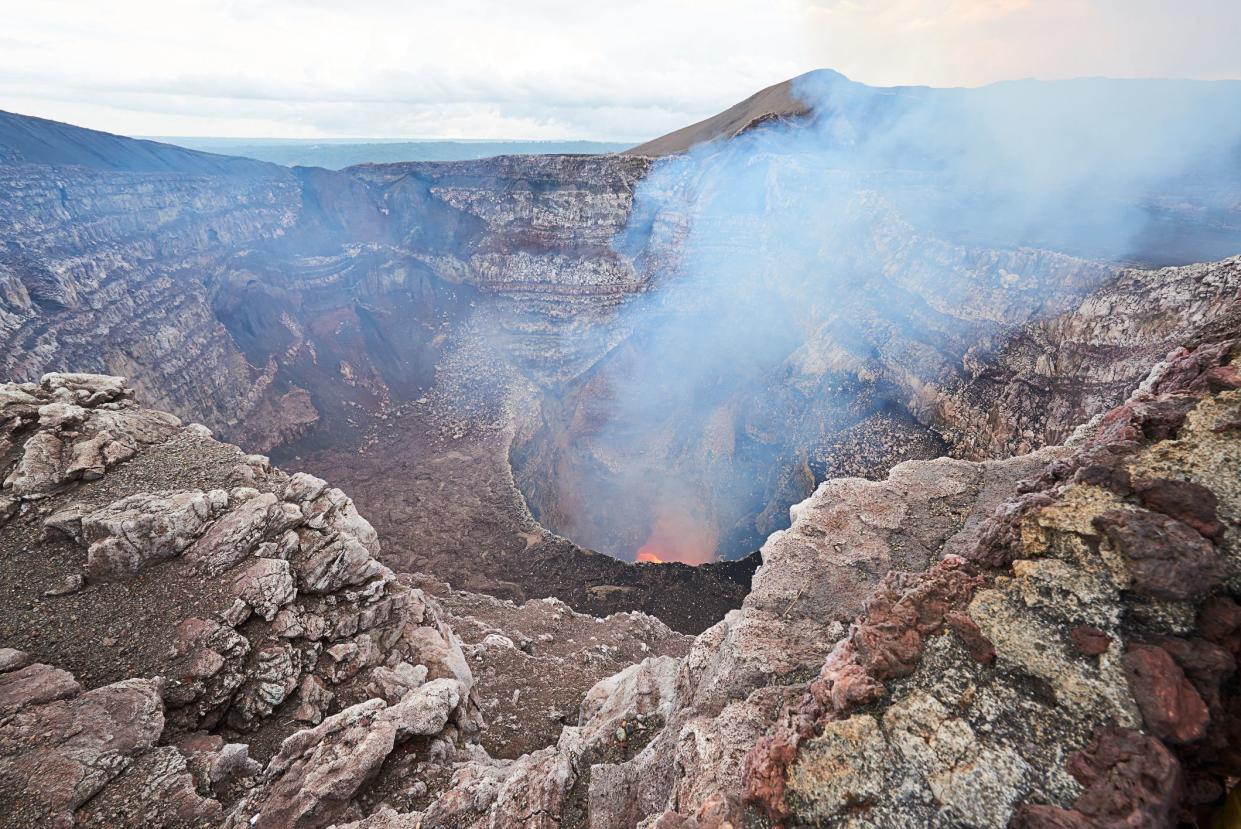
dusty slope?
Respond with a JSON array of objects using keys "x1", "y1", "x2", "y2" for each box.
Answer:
[
  {"x1": 624, "y1": 72, "x2": 815, "y2": 156},
  {"x1": 0, "y1": 110, "x2": 280, "y2": 175}
]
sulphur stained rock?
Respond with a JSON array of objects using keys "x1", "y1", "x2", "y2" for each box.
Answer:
[{"x1": 738, "y1": 340, "x2": 1241, "y2": 826}]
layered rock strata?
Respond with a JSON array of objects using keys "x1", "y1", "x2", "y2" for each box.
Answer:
[{"x1": 5, "y1": 108, "x2": 1241, "y2": 616}]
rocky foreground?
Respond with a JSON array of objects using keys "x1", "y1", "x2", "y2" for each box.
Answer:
[
  {"x1": 0, "y1": 373, "x2": 686, "y2": 827},
  {"x1": 1, "y1": 331, "x2": 1238, "y2": 826}
]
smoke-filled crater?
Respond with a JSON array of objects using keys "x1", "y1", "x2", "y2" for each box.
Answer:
[{"x1": 508, "y1": 69, "x2": 1241, "y2": 566}]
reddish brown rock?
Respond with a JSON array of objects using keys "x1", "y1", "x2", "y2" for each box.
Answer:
[
  {"x1": 1122, "y1": 644, "x2": 1210, "y2": 745},
  {"x1": 1198, "y1": 596, "x2": 1241, "y2": 654},
  {"x1": 0, "y1": 662, "x2": 81, "y2": 720},
  {"x1": 1191, "y1": 363, "x2": 1241, "y2": 392},
  {"x1": 969, "y1": 492, "x2": 1055, "y2": 568},
  {"x1": 1014, "y1": 727, "x2": 1182, "y2": 829},
  {"x1": 848, "y1": 559, "x2": 986, "y2": 682},
  {"x1": 945, "y1": 610, "x2": 996, "y2": 664},
  {"x1": 1151, "y1": 341, "x2": 1236, "y2": 395},
  {"x1": 1071, "y1": 460, "x2": 1132, "y2": 494},
  {"x1": 1068, "y1": 728, "x2": 1183, "y2": 825},
  {"x1": 1149, "y1": 635, "x2": 1236, "y2": 710},
  {"x1": 1132, "y1": 477, "x2": 1226, "y2": 541},
  {"x1": 1070, "y1": 625, "x2": 1111, "y2": 657},
  {"x1": 1091, "y1": 395, "x2": 1201, "y2": 446},
  {"x1": 1091, "y1": 509, "x2": 1224, "y2": 601},
  {"x1": 0, "y1": 675, "x2": 166, "y2": 828},
  {"x1": 1012, "y1": 805, "x2": 1094, "y2": 828}
]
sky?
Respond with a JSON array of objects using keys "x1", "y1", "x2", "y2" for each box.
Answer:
[{"x1": 0, "y1": 0, "x2": 1238, "y2": 142}]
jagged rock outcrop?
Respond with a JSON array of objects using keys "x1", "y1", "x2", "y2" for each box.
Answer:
[
  {"x1": 0, "y1": 373, "x2": 695, "y2": 828},
  {"x1": 0, "y1": 659, "x2": 216, "y2": 829},
  {"x1": 0, "y1": 374, "x2": 478, "y2": 826},
  {"x1": 738, "y1": 337, "x2": 1241, "y2": 827}
]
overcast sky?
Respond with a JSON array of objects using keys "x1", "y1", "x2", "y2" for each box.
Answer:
[{"x1": 1, "y1": 0, "x2": 1239, "y2": 141}]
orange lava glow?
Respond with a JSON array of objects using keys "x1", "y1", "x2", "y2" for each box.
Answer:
[{"x1": 634, "y1": 510, "x2": 718, "y2": 565}]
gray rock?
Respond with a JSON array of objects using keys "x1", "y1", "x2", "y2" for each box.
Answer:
[{"x1": 232, "y1": 558, "x2": 296, "y2": 621}]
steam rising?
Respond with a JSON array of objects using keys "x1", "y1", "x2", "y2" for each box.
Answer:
[{"x1": 538, "y1": 70, "x2": 1241, "y2": 564}]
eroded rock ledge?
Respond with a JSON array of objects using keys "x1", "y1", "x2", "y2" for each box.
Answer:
[{"x1": 2, "y1": 345, "x2": 1238, "y2": 827}]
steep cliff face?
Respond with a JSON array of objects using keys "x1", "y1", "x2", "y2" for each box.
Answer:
[
  {"x1": 0, "y1": 164, "x2": 307, "y2": 449},
  {"x1": 0, "y1": 130, "x2": 762, "y2": 632},
  {"x1": 0, "y1": 144, "x2": 650, "y2": 458},
  {"x1": 932, "y1": 257, "x2": 1241, "y2": 460},
  {"x1": 510, "y1": 189, "x2": 1126, "y2": 561}
]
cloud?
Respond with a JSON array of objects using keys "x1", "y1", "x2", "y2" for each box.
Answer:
[
  {"x1": 0, "y1": 1, "x2": 1239, "y2": 139},
  {"x1": 800, "y1": 0, "x2": 1241, "y2": 87},
  {"x1": 0, "y1": 0, "x2": 804, "y2": 139}
]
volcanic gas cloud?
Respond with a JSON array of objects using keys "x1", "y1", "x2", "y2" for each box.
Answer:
[{"x1": 635, "y1": 509, "x2": 718, "y2": 564}]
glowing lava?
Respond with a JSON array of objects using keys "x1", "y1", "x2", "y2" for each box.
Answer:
[{"x1": 633, "y1": 509, "x2": 718, "y2": 565}]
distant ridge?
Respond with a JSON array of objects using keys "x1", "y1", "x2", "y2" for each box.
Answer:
[
  {"x1": 624, "y1": 70, "x2": 830, "y2": 156},
  {"x1": 625, "y1": 69, "x2": 1241, "y2": 159},
  {"x1": 150, "y1": 138, "x2": 632, "y2": 170},
  {"x1": 0, "y1": 110, "x2": 282, "y2": 175}
]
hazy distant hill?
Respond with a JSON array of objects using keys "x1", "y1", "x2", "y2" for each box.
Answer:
[
  {"x1": 0, "y1": 110, "x2": 279, "y2": 175},
  {"x1": 625, "y1": 73, "x2": 813, "y2": 155},
  {"x1": 148, "y1": 137, "x2": 630, "y2": 169}
]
